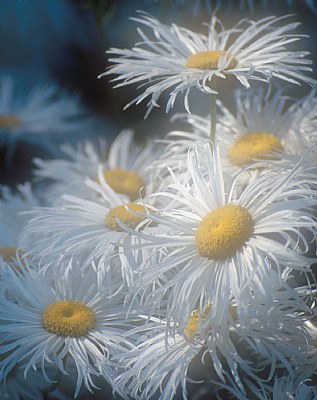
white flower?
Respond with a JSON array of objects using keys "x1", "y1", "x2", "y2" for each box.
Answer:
[
  {"x1": 115, "y1": 286, "x2": 313, "y2": 400},
  {"x1": 0, "y1": 76, "x2": 91, "y2": 162},
  {"x1": 156, "y1": 88, "x2": 317, "y2": 191},
  {"x1": 218, "y1": 375, "x2": 317, "y2": 400},
  {"x1": 128, "y1": 145, "x2": 316, "y2": 325},
  {"x1": 21, "y1": 158, "x2": 163, "y2": 286},
  {"x1": 216, "y1": 88, "x2": 317, "y2": 173},
  {"x1": 0, "y1": 261, "x2": 135, "y2": 398},
  {"x1": 34, "y1": 129, "x2": 159, "y2": 205},
  {"x1": 101, "y1": 12, "x2": 315, "y2": 116},
  {"x1": 271, "y1": 378, "x2": 317, "y2": 400},
  {"x1": 292, "y1": 90, "x2": 317, "y2": 145},
  {"x1": 0, "y1": 183, "x2": 39, "y2": 264},
  {"x1": 33, "y1": 139, "x2": 107, "y2": 205},
  {"x1": 218, "y1": 87, "x2": 297, "y2": 165},
  {"x1": 114, "y1": 317, "x2": 205, "y2": 400}
]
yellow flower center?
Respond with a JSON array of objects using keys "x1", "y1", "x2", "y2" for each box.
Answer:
[
  {"x1": 228, "y1": 304, "x2": 237, "y2": 321},
  {"x1": 195, "y1": 204, "x2": 253, "y2": 260},
  {"x1": 184, "y1": 304, "x2": 237, "y2": 340},
  {"x1": 0, "y1": 246, "x2": 26, "y2": 272},
  {"x1": 42, "y1": 300, "x2": 96, "y2": 337},
  {"x1": 0, "y1": 246, "x2": 20, "y2": 262},
  {"x1": 105, "y1": 202, "x2": 146, "y2": 232},
  {"x1": 102, "y1": 168, "x2": 145, "y2": 201},
  {"x1": 0, "y1": 114, "x2": 21, "y2": 130},
  {"x1": 185, "y1": 50, "x2": 237, "y2": 70},
  {"x1": 184, "y1": 305, "x2": 212, "y2": 340},
  {"x1": 228, "y1": 132, "x2": 283, "y2": 166}
]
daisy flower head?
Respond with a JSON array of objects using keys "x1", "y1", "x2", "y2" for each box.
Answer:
[
  {"x1": 0, "y1": 76, "x2": 92, "y2": 162},
  {"x1": 34, "y1": 128, "x2": 160, "y2": 206},
  {"x1": 33, "y1": 138, "x2": 107, "y2": 205},
  {"x1": 129, "y1": 144, "x2": 317, "y2": 325},
  {"x1": 270, "y1": 378, "x2": 317, "y2": 400},
  {"x1": 158, "y1": 88, "x2": 317, "y2": 186},
  {"x1": 21, "y1": 155, "x2": 163, "y2": 286},
  {"x1": 95, "y1": 128, "x2": 162, "y2": 201},
  {"x1": 217, "y1": 86, "x2": 306, "y2": 172},
  {"x1": 0, "y1": 183, "x2": 40, "y2": 265},
  {"x1": 114, "y1": 316, "x2": 209, "y2": 400},
  {"x1": 292, "y1": 90, "x2": 317, "y2": 145},
  {"x1": 22, "y1": 129, "x2": 160, "y2": 260},
  {"x1": 0, "y1": 261, "x2": 135, "y2": 398},
  {"x1": 115, "y1": 284, "x2": 313, "y2": 400},
  {"x1": 101, "y1": 12, "x2": 315, "y2": 116}
]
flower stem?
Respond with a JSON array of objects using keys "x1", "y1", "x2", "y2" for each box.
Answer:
[
  {"x1": 210, "y1": 92, "x2": 217, "y2": 143},
  {"x1": 43, "y1": 354, "x2": 68, "y2": 399}
]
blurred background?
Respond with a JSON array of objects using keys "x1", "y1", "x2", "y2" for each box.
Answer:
[{"x1": 0, "y1": 0, "x2": 316, "y2": 186}]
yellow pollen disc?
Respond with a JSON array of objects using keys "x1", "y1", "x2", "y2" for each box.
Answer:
[
  {"x1": 195, "y1": 204, "x2": 254, "y2": 260},
  {"x1": 228, "y1": 304, "x2": 237, "y2": 321},
  {"x1": 42, "y1": 300, "x2": 96, "y2": 337},
  {"x1": 0, "y1": 114, "x2": 21, "y2": 130},
  {"x1": 228, "y1": 132, "x2": 283, "y2": 166},
  {"x1": 184, "y1": 304, "x2": 237, "y2": 340},
  {"x1": 0, "y1": 246, "x2": 23, "y2": 262},
  {"x1": 185, "y1": 50, "x2": 237, "y2": 70},
  {"x1": 184, "y1": 305, "x2": 212, "y2": 340},
  {"x1": 105, "y1": 202, "x2": 146, "y2": 232},
  {"x1": 102, "y1": 168, "x2": 145, "y2": 201}
]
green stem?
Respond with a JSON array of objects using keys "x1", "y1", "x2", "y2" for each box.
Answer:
[
  {"x1": 210, "y1": 92, "x2": 217, "y2": 143},
  {"x1": 160, "y1": 0, "x2": 170, "y2": 19},
  {"x1": 43, "y1": 354, "x2": 68, "y2": 400}
]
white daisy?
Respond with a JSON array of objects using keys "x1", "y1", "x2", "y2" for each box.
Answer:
[
  {"x1": 217, "y1": 376, "x2": 317, "y2": 400},
  {"x1": 224, "y1": 374, "x2": 317, "y2": 400},
  {"x1": 208, "y1": 286, "x2": 315, "y2": 400},
  {"x1": 33, "y1": 138, "x2": 107, "y2": 205},
  {"x1": 0, "y1": 183, "x2": 39, "y2": 264},
  {"x1": 115, "y1": 285, "x2": 313, "y2": 400},
  {"x1": 164, "y1": 88, "x2": 296, "y2": 169},
  {"x1": 100, "y1": 12, "x2": 315, "y2": 116},
  {"x1": 156, "y1": 88, "x2": 317, "y2": 190},
  {"x1": 263, "y1": 91, "x2": 317, "y2": 177},
  {"x1": 34, "y1": 129, "x2": 159, "y2": 205},
  {"x1": 21, "y1": 161, "x2": 163, "y2": 286},
  {"x1": 292, "y1": 90, "x2": 317, "y2": 145},
  {"x1": 114, "y1": 317, "x2": 208, "y2": 400},
  {"x1": 0, "y1": 76, "x2": 91, "y2": 162},
  {"x1": 127, "y1": 144, "x2": 316, "y2": 325},
  {"x1": 0, "y1": 260, "x2": 135, "y2": 398},
  {"x1": 271, "y1": 378, "x2": 317, "y2": 400},
  {"x1": 216, "y1": 87, "x2": 311, "y2": 170}
]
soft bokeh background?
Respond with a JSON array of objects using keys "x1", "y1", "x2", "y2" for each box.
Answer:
[{"x1": 1, "y1": 0, "x2": 316, "y2": 186}]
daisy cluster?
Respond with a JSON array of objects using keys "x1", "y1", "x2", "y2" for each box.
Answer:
[{"x1": 1, "y1": 9, "x2": 317, "y2": 400}]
